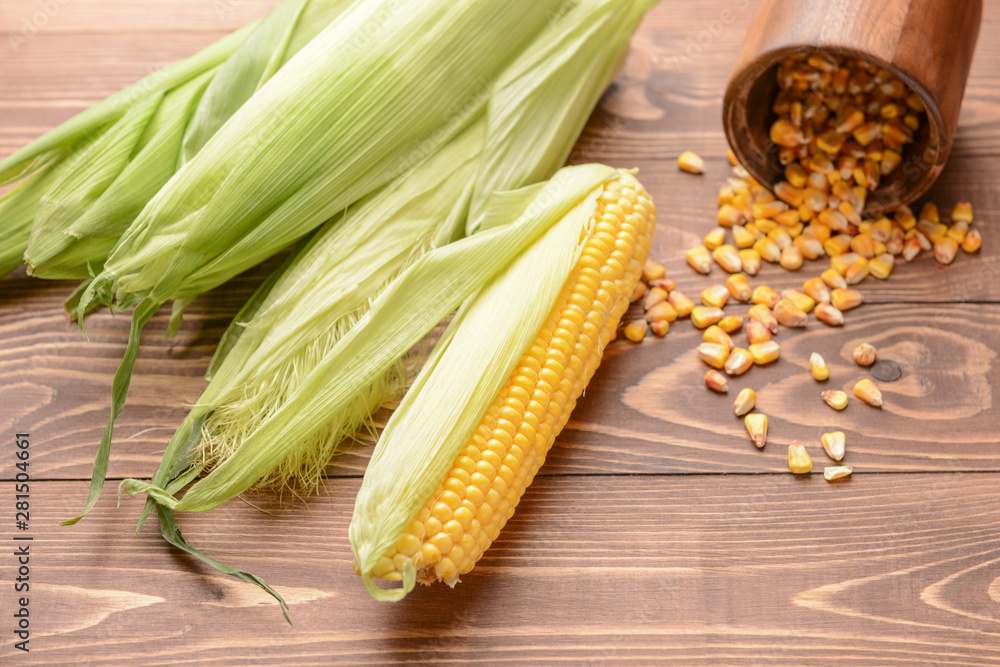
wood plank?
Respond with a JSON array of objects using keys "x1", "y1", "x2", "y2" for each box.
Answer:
[
  {"x1": 3, "y1": 475, "x2": 999, "y2": 665},
  {"x1": 3, "y1": 1, "x2": 1000, "y2": 160},
  {"x1": 3, "y1": 296, "x2": 998, "y2": 481},
  {"x1": 0, "y1": 0, "x2": 277, "y2": 33}
]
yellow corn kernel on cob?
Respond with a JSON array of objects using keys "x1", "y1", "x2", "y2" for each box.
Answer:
[{"x1": 356, "y1": 171, "x2": 654, "y2": 596}]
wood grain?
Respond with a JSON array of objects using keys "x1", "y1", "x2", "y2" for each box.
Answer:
[
  {"x1": 2, "y1": 295, "x2": 998, "y2": 480},
  {"x1": 3, "y1": 1, "x2": 1000, "y2": 161},
  {"x1": 2, "y1": 1, "x2": 1000, "y2": 664},
  {"x1": 3, "y1": 476, "x2": 1000, "y2": 665}
]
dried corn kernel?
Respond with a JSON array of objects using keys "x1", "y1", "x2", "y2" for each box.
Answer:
[
  {"x1": 793, "y1": 234, "x2": 825, "y2": 260},
  {"x1": 668, "y1": 291, "x2": 695, "y2": 318},
  {"x1": 772, "y1": 181, "x2": 800, "y2": 207},
  {"x1": 850, "y1": 233, "x2": 876, "y2": 259},
  {"x1": 650, "y1": 319, "x2": 670, "y2": 337},
  {"x1": 782, "y1": 289, "x2": 815, "y2": 313},
  {"x1": 934, "y1": 237, "x2": 958, "y2": 265},
  {"x1": 820, "y1": 268, "x2": 848, "y2": 290},
  {"x1": 717, "y1": 204, "x2": 746, "y2": 228},
  {"x1": 703, "y1": 325, "x2": 735, "y2": 350},
  {"x1": 745, "y1": 413, "x2": 768, "y2": 449},
  {"x1": 780, "y1": 245, "x2": 804, "y2": 271},
  {"x1": 705, "y1": 369, "x2": 728, "y2": 393},
  {"x1": 773, "y1": 298, "x2": 808, "y2": 328},
  {"x1": 854, "y1": 378, "x2": 883, "y2": 407},
  {"x1": 686, "y1": 246, "x2": 712, "y2": 274},
  {"x1": 785, "y1": 163, "x2": 808, "y2": 188},
  {"x1": 821, "y1": 431, "x2": 845, "y2": 461},
  {"x1": 752, "y1": 285, "x2": 780, "y2": 308},
  {"x1": 886, "y1": 227, "x2": 904, "y2": 255},
  {"x1": 831, "y1": 288, "x2": 863, "y2": 311},
  {"x1": 718, "y1": 315, "x2": 744, "y2": 334},
  {"x1": 806, "y1": 354, "x2": 827, "y2": 383},
  {"x1": 754, "y1": 200, "x2": 790, "y2": 221},
  {"x1": 802, "y1": 278, "x2": 831, "y2": 304},
  {"x1": 951, "y1": 200, "x2": 973, "y2": 223},
  {"x1": 755, "y1": 218, "x2": 777, "y2": 234},
  {"x1": 643, "y1": 286, "x2": 667, "y2": 310},
  {"x1": 814, "y1": 303, "x2": 845, "y2": 326},
  {"x1": 918, "y1": 219, "x2": 948, "y2": 242},
  {"x1": 766, "y1": 225, "x2": 791, "y2": 248},
  {"x1": 805, "y1": 223, "x2": 832, "y2": 242},
  {"x1": 869, "y1": 253, "x2": 894, "y2": 279},
  {"x1": 701, "y1": 285, "x2": 731, "y2": 309},
  {"x1": 732, "y1": 225, "x2": 756, "y2": 249},
  {"x1": 678, "y1": 150, "x2": 706, "y2": 174},
  {"x1": 704, "y1": 228, "x2": 726, "y2": 251},
  {"x1": 697, "y1": 342, "x2": 730, "y2": 369},
  {"x1": 748, "y1": 304, "x2": 778, "y2": 334},
  {"x1": 823, "y1": 233, "x2": 852, "y2": 256},
  {"x1": 746, "y1": 320, "x2": 771, "y2": 345},
  {"x1": 819, "y1": 209, "x2": 849, "y2": 233},
  {"x1": 901, "y1": 234, "x2": 922, "y2": 262},
  {"x1": 734, "y1": 388, "x2": 757, "y2": 416},
  {"x1": 645, "y1": 301, "x2": 677, "y2": 323},
  {"x1": 919, "y1": 202, "x2": 939, "y2": 224},
  {"x1": 770, "y1": 119, "x2": 804, "y2": 147},
  {"x1": 725, "y1": 348, "x2": 754, "y2": 376},
  {"x1": 749, "y1": 340, "x2": 780, "y2": 365},
  {"x1": 754, "y1": 238, "x2": 782, "y2": 263},
  {"x1": 853, "y1": 342, "x2": 877, "y2": 366},
  {"x1": 844, "y1": 255, "x2": 869, "y2": 285},
  {"x1": 712, "y1": 244, "x2": 743, "y2": 273},
  {"x1": 726, "y1": 274, "x2": 752, "y2": 302},
  {"x1": 630, "y1": 282, "x2": 646, "y2": 303},
  {"x1": 947, "y1": 221, "x2": 968, "y2": 244},
  {"x1": 649, "y1": 277, "x2": 676, "y2": 292},
  {"x1": 830, "y1": 252, "x2": 860, "y2": 276},
  {"x1": 644, "y1": 260, "x2": 666, "y2": 282},
  {"x1": 824, "y1": 465, "x2": 853, "y2": 481},
  {"x1": 961, "y1": 228, "x2": 982, "y2": 254},
  {"x1": 691, "y1": 306, "x2": 725, "y2": 329},
  {"x1": 739, "y1": 248, "x2": 761, "y2": 275},
  {"x1": 624, "y1": 319, "x2": 647, "y2": 342},
  {"x1": 822, "y1": 390, "x2": 848, "y2": 410},
  {"x1": 788, "y1": 442, "x2": 812, "y2": 474}
]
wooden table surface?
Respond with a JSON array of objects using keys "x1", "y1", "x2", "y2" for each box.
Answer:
[{"x1": 2, "y1": 1, "x2": 1000, "y2": 664}]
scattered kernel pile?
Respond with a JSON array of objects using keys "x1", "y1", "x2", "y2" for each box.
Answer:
[{"x1": 642, "y1": 50, "x2": 988, "y2": 481}]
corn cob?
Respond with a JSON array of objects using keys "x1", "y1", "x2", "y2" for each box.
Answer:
[
  {"x1": 351, "y1": 170, "x2": 654, "y2": 598},
  {"x1": 84, "y1": 0, "x2": 658, "y2": 528}
]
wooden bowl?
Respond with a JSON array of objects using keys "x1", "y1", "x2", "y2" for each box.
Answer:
[{"x1": 723, "y1": 0, "x2": 982, "y2": 217}]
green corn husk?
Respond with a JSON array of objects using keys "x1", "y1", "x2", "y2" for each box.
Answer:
[
  {"x1": 17, "y1": 0, "x2": 356, "y2": 281},
  {"x1": 465, "y1": 0, "x2": 655, "y2": 234},
  {"x1": 80, "y1": 0, "x2": 567, "y2": 311},
  {"x1": 179, "y1": 117, "x2": 487, "y2": 499},
  {"x1": 120, "y1": 0, "x2": 656, "y2": 510},
  {"x1": 105, "y1": 0, "x2": 654, "y2": 620},
  {"x1": 122, "y1": 163, "x2": 616, "y2": 515},
  {"x1": 0, "y1": 24, "x2": 252, "y2": 279},
  {"x1": 0, "y1": 154, "x2": 70, "y2": 277},
  {"x1": 119, "y1": 164, "x2": 618, "y2": 623},
  {"x1": 68, "y1": 0, "x2": 607, "y2": 523},
  {"x1": 351, "y1": 164, "x2": 631, "y2": 600}
]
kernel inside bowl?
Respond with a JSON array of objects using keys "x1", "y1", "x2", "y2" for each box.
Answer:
[{"x1": 725, "y1": 49, "x2": 938, "y2": 217}]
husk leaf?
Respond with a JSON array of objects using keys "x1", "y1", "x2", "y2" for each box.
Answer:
[{"x1": 351, "y1": 166, "x2": 614, "y2": 599}]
